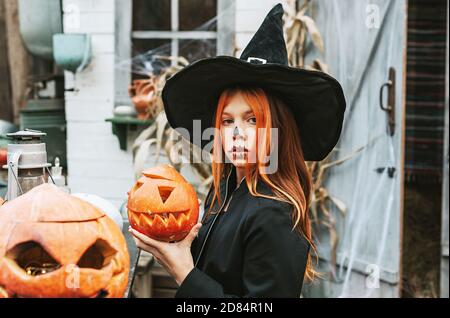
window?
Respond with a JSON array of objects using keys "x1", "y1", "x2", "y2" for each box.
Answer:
[
  {"x1": 114, "y1": 0, "x2": 235, "y2": 103},
  {"x1": 131, "y1": 0, "x2": 234, "y2": 77}
]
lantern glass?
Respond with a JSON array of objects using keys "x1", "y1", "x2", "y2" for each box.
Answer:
[{"x1": 17, "y1": 168, "x2": 46, "y2": 194}]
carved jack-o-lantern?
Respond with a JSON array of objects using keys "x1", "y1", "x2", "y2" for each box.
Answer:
[
  {"x1": 127, "y1": 164, "x2": 199, "y2": 242},
  {"x1": 0, "y1": 184, "x2": 130, "y2": 298}
]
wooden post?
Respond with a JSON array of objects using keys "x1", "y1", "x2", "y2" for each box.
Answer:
[
  {"x1": 3, "y1": 0, "x2": 31, "y2": 125},
  {"x1": 0, "y1": 0, "x2": 13, "y2": 122},
  {"x1": 441, "y1": 0, "x2": 449, "y2": 299}
]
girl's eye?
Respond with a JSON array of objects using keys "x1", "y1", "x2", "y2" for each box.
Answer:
[
  {"x1": 222, "y1": 119, "x2": 233, "y2": 125},
  {"x1": 247, "y1": 117, "x2": 256, "y2": 124}
]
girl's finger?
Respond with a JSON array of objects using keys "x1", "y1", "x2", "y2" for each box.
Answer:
[
  {"x1": 180, "y1": 223, "x2": 202, "y2": 246},
  {"x1": 133, "y1": 237, "x2": 164, "y2": 259},
  {"x1": 129, "y1": 227, "x2": 164, "y2": 249}
]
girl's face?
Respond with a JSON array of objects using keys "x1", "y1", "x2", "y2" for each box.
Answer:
[{"x1": 220, "y1": 92, "x2": 257, "y2": 168}]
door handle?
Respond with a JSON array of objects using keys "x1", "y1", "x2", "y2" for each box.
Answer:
[{"x1": 379, "y1": 67, "x2": 396, "y2": 136}]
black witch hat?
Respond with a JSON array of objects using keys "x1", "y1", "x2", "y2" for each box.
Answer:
[{"x1": 162, "y1": 3, "x2": 346, "y2": 161}]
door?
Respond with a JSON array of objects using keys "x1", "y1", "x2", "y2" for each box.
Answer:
[
  {"x1": 441, "y1": 9, "x2": 449, "y2": 297},
  {"x1": 301, "y1": 0, "x2": 408, "y2": 297}
]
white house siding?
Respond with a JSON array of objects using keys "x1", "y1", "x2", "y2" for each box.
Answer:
[
  {"x1": 63, "y1": 0, "x2": 282, "y2": 209},
  {"x1": 63, "y1": 0, "x2": 134, "y2": 209}
]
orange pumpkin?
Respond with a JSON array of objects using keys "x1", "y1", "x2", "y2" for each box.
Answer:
[
  {"x1": 0, "y1": 184, "x2": 130, "y2": 298},
  {"x1": 127, "y1": 164, "x2": 199, "y2": 242}
]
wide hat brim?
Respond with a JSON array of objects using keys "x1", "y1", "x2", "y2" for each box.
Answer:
[{"x1": 162, "y1": 55, "x2": 346, "y2": 161}]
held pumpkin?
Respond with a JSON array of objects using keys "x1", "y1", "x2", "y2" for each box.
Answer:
[
  {"x1": 127, "y1": 164, "x2": 199, "y2": 242},
  {"x1": 0, "y1": 184, "x2": 130, "y2": 298}
]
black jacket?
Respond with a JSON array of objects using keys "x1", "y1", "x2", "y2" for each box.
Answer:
[{"x1": 175, "y1": 166, "x2": 310, "y2": 298}]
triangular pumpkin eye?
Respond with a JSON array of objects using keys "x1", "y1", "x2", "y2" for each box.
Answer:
[
  {"x1": 6, "y1": 241, "x2": 61, "y2": 276},
  {"x1": 158, "y1": 186, "x2": 175, "y2": 203},
  {"x1": 77, "y1": 239, "x2": 117, "y2": 270}
]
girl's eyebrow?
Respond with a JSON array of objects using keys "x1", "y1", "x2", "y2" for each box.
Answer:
[{"x1": 222, "y1": 110, "x2": 254, "y2": 117}]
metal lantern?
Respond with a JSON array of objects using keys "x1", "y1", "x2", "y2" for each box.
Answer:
[{"x1": 2, "y1": 129, "x2": 53, "y2": 201}]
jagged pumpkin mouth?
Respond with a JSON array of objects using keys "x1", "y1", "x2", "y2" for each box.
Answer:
[
  {"x1": 93, "y1": 289, "x2": 109, "y2": 298},
  {"x1": 0, "y1": 286, "x2": 110, "y2": 298},
  {"x1": 129, "y1": 209, "x2": 191, "y2": 225}
]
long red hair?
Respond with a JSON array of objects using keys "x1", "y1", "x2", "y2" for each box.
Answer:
[{"x1": 206, "y1": 86, "x2": 318, "y2": 282}]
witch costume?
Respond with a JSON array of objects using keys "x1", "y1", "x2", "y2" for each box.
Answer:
[{"x1": 161, "y1": 3, "x2": 346, "y2": 297}]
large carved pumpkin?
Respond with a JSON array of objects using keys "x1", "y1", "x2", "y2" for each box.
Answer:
[
  {"x1": 0, "y1": 184, "x2": 129, "y2": 298},
  {"x1": 127, "y1": 164, "x2": 199, "y2": 242}
]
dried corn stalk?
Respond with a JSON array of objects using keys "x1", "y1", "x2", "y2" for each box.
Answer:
[
  {"x1": 307, "y1": 145, "x2": 365, "y2": 279},
  {"x1": 284, "y1": 0, "x2": 327, "y2": 71}
]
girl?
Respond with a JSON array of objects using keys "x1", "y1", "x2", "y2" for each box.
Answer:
[{"x1": 130, "y1": 3, "x2": 345, "y2": 298}]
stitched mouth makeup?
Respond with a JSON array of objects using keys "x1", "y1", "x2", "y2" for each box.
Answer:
[
  {"x1": 230, "y1": 145, "x2": 249, "y2": 153},
  {"x1": 229, "y1": 145, "x2": 249, "y2": 161}
]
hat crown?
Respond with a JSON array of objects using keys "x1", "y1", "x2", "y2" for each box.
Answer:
[{"x1": 239, "y1": 3, "x2": 288, "y2": 66}]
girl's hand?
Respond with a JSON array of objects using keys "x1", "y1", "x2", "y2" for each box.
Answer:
[{"x1": 129, "y1": 223, "x2": 202, "y2": 286}]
